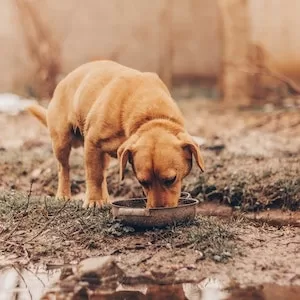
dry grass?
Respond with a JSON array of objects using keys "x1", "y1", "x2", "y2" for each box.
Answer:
[{"x1": 0, "y1": 190, "x2": 237, "y2": 264}]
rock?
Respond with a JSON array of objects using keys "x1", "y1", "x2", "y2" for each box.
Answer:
[
  {"x1": 195, "y1": 250, "x2": 205, "y2": 261},
  {"x1": 77, "y1": 256, "x2": 124, "y2": 289},
  {"x1": 205, "y1": 185, "x2": 217, "y2": 194},
  {"x1": 191, "y1": 135, "x2": 206, "y2": 146},
  {"x1": 43, "y1": 256, "x2": 125, "y2": 299},
  {"x1": 190, "y1": 185, "x2": 203, "y2": 198},
  {"x1": 229, "y1": 187, "x2": 243, "y2": 206},
  {"x1": 213, "y1": 255, "x2": 222, "y2": 262},
  {"x1": 222, "y1": 251, "x2": 232, "y2": 258},
  {"x1": 31, "y1": 168, "x2": 42, "y2": 179},
  {"x1": 206, "y1": 191, "x2": 224, "y2": 201},
  {"x1": 59, "y1": 267, "x2": 74, "y2": 280}
]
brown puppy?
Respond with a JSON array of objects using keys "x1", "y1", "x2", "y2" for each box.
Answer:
[{"x1": 27, "y1": 61, "x2": 205, "y2": 208}]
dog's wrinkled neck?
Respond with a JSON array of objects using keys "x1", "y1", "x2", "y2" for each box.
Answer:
[{"x1": 131, "y1": 117, "x2": 183, "y2": 136}]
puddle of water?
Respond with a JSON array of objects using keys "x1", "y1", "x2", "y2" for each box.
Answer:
[
  {"x1": 226, "y1": 283, "x2": 300, "y2": 300},
  {"x1": 1, "y1": 266, "x2": 300, "y2": 300},
  {"x1": 0, "y1": 268, "x2": 224, "y2": 300},
  {"x1": 87, "y1": 283, "x2": 300, "y2": 300},
  {"x1": 79, "y1": 278, "x2": 224, "y2": 300},
  {"x1": 0, "y1": 266, "x2": 60, "y2": 300}
]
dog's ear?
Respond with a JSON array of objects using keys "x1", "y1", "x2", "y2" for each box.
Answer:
[
  {"x1": 118, "y1": 148, "x2": 131, "y2": 181},
  {"x1": 117, "y1": 134, "x2": 139, "y2": 181},
  {"x1": 177, "y1": 132, "x2": 205, "y2": 172}
]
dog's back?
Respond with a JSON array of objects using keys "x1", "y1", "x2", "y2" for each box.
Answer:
[
  {"x1": 47, "y1": 60, "x2": 181, "y2": 137},
  {"x1": 47, "y1": 61, "x2": 139, "y2": 131}
]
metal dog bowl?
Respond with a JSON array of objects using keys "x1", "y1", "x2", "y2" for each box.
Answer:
[
  {"x1": 111, "y1": 192, "x2": 198, "y2": 228},
  {"x1": 179, "y1": 191, "x2": 191, "y2": 199}
]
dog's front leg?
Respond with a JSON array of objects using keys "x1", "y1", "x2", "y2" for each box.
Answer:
[{"x1": 83, "y1": 140, "x2": 110, "y2": 208}]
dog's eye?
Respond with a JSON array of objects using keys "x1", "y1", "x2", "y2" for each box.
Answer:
[
  {"x1": 139, "y1": 180, "x2": 150, "y2": 188},
  {"x1": 163, "y1": 176, "x2": 176, "y2": 187}
]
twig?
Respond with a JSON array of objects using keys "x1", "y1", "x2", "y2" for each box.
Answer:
[
  {"x1": 244, "y1": 68, "x2": 300, "y2": 94},
  {"x1": 23, "y1": 245, "x2": 30, "y2": 263},
  {"x1": 137, "y1": 255, "x2": 152, "y2": 265},
  {"x1": 24, "y1": 199, "x2": 70, "y2": 243},
  {"x1": 0, "y1": 239, "x2": 31, "y2": 262},
  {"x1": 0, "y1": 239, "x2": 22, "y2": 248},
  {"x1": 46, "y1": 263, "x2": 73, "y2": 271},
  {"x1": 44, "y1": 196, "x2": 49, "y2": 215},
  {"x1": 13, "y1": 266, "x2": 33, "y2": 300},
  {"x1": 174, "y1": 241, "x2": 194, "y2": 248},
  {"x1": 230, "y1": 62, "x2": 300, "y2": 95},
  {"x1": 284, "y1": 241, "x2": 300, "y2": 246},
  {"x1": 4, "y1": 183, "x2": 33, "y2": 241}
]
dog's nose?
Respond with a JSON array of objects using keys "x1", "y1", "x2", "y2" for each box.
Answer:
[
  {"x1": 146, "y1": 197, "x2": 166, "y2": 208},
  {"x1": 149, "y1": 199, "x2": 176, "y2": 208},
  {"x1": 147, "y1": 187, "x2": 179, "y2": 208}
]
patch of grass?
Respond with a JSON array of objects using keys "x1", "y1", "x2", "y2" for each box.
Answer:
[
  {"x1": 0, "y1": 190, "x2": 237, "y2": 264},
  {"x1": 144, "y1": 216, "x2": 237, "y2": 263},
  {"x1": 263, "y1": 178, "x2": 300, "y2": 210},
  {"x1": 187, "y1": 217, "x2": 236, "y2": 262},
  {"x1": 187, "y1": 172, "x2": 300, "y2": 211},
  {"x1": 0, "y1": 191, "x2": 135, "y2": 259}
]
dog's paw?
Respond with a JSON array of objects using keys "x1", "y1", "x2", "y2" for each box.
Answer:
[
  {"x1": 55, "y1": 194, "x2": 71, "y2": 201},
  {"x1": 82, "y1": 199, "x2": 103, "y2": 209},
  {"x1": 102, "y1": 196, "x2": 111, "y2": 205},
  {"x1": 83, "y1": 190, "x2": 110, "y2": 208}
]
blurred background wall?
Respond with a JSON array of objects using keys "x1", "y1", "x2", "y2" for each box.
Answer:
[
  {"x1": 0, "y1": 0, "x2": 220, "y2": 97},
  {"x1": 249, "y1": 0, "x2": 300, "y2": 83},
  {"x1": 0, "y1": 0, "x2": 299, "y2": 104}
]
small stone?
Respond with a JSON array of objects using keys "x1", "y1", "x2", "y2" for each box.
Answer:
[
  {"x1": 190, "y1": 185, "x2": 203, "y2": 197},
  {"x1": 207, "y1": 191, "x2": 223, "y2": 201},
  {"x1": 195, "y1": 251, "x2": 205, "y2": 261},
  {"x1": 31, "y1": 168, "x2": 42, "y2": 179},
  {"x1": 213, "y1": 255, "x2": 222, "y2": 262},
  {"x1": 45, "y1": 168, "x2": 51, "y2": 174},
  {"x1": 60, "y1": 267, "x2": 74, "y2": 280},
  {"x1": 186, "y1": 264, "x2": 197, "y2": 270},
  {"x1": 166, "y1": 243, "x2": 172, "y2": 250},
  {"x1": 223, "y1": 251, "x2": 232, "y2": 258},
  {"x1": 62, "y1": 241, "x2": 71, "y2": 246},
  {"x1": 205, "y1": 185, "x2": 217, "y2": 194},
  {"x1": 77, "y1": 256, "x2": 124, "y2": 288}
]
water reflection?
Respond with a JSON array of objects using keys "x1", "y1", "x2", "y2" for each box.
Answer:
[
  {"x1": 1, "y1": 266, "x2": 300, "y2": 300},
  {"x1": 88, "y1": 278, "x2": 223, "y2": 300},
  {"x1": 226, "y1": 283, "x2": 300, "y2": 300},
  {"x1": 0, "y1": 266, "x2": 60, "y2": 300},
  {"x1": 88, "y1": 282, "x2": 300, "y2": 300},
  {"x1": 90, "y1": 283, "x2": 201, "y2": 300}
]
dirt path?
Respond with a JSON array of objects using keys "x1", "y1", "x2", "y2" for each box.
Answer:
[{"x1": 0, "y1": 100, "x2": 300, "y2": 298}]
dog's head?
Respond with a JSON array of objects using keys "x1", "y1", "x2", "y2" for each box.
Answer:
[{"x1": 117, "y1": 129, "x2": 204, "y2": 208}]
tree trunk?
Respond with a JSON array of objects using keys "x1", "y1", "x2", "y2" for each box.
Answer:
[
  {"x1": 218, "y1": 0, "x2": 250, "y2": 106},
  {"x1": 159, "y1": 0, "x2": 173, "y2": 89}
]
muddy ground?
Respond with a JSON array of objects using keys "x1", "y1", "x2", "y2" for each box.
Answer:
[{"x1": 0, "y1": 99, "x2": 300, "y2": 297}]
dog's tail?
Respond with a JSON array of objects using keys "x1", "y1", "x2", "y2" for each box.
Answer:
[{"x1": 26, "y1": 104, "x2": 47, "y2": 127}]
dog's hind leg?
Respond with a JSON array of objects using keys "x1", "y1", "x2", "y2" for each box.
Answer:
[
  {"x1": 101, "y1": 153, "x2": 111, "y2": 203},
  {"x1": 51, "y1": 130, "x2": 72, "y2": 200},
  {"x1": 83, "y1": 140, "x2": 110, "y2": 208}
]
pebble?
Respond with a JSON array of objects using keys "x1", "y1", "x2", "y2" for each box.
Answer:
[{"x1": 213, "y1": 255, "x2": 222, "y2": 262}]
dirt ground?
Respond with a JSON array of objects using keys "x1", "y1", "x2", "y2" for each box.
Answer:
[{"x1": 0, "y1": 99, "x2": 300, "y2": 296}]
